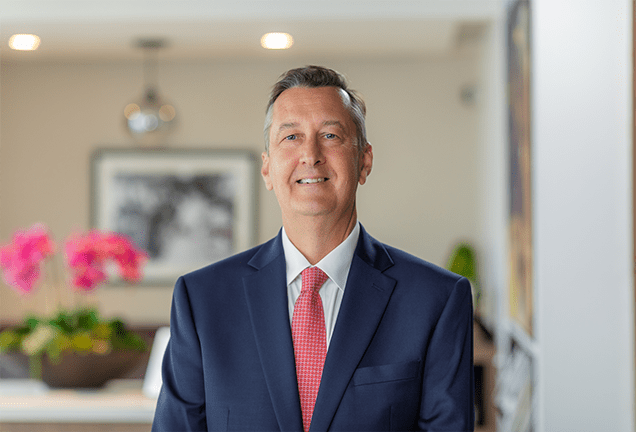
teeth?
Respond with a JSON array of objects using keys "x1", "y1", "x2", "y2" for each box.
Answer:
[{"x1": 298, "y1": 178, "x2": 326, "y2": 184}]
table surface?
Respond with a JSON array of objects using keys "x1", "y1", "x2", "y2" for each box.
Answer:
[{"x1": 0, "y1": 379, "x2": 156, "y2": 423}]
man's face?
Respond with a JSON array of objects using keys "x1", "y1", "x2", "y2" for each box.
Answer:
[{"x1": 261, "y1": 86, "x2": 372, "y2": 224}]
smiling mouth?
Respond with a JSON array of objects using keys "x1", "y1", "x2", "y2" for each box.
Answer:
[{"x1": 297, "y1": 178, "x2": 328, "y2": 184}]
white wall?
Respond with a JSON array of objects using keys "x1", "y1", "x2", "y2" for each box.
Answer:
[
  {"x1": 533, "y1": 0, "x2": 634, "y2": 430},
  {"x1": 476, "y1": 11, "x2": 508, "y2": 332},
  {"x1": 0, "y1": 54, "x2": 482, "y2": 324}
]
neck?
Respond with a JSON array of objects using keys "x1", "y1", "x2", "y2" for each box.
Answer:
[{"x1": 283, "y1": 209, "x2": 358, "y2": 265}]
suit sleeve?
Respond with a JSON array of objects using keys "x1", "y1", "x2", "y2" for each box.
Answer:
[
  {"x1": 152, "y1": 276, "x2": 208, "y2": 432},
  {"x1": 419, "y1": 276, "x2": 475, "y2": 431}
]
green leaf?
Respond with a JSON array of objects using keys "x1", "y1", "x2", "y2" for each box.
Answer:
[
  {"x1": 0, "y1": 330, "x2": 19, "y2": 352},
  {"x1": 447, "y1": 244, "x2": 477, "y2": 281},
  {"x1": 50, "y1": 311, "x2": 74, "y2": 333},
  {"x1": 25, "y1": 317, "x2": 40, "y2": 330},
  {"x1": 76, "y1": 309, "x2": 99, "y2": 330}
]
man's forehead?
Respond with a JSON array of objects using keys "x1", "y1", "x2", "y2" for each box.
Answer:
[
  {"x1": 274, "y1": 86, "x2": 345, "y2": 106},
  {"x1": 271, "y1": 87, "x2": 351, "y2": 123}
]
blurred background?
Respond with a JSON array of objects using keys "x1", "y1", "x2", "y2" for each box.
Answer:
[{"x1": 0, "y1": 1, "x2": 632, "y2": 431}]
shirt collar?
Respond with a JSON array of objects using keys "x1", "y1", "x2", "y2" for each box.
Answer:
[{"x1": 281, "y1": 222, "x2": 360, "y2": 291}]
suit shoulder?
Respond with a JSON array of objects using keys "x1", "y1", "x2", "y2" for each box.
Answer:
[
  {"x1": 359, "y1": 226, "x2": 463, "y2": 287},
  {"x1": 179, "y1": 239, "x2": 275, "y2": 286},
  {"x1": 383, "y1": 244, "x2": 461, "y2": 282},
  {"x1": 380, "y1": 243, "x2": 470, "y2": 304}
]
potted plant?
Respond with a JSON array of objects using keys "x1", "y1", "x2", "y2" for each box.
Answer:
[{"x1": 0, "y1": 224, "x2": 148, "y2": 387}]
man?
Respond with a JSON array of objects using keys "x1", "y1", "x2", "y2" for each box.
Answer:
[{"x1": 153, "y1": 65, "x2": 474, "y2": 431}]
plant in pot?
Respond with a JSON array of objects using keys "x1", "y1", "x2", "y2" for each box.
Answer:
[{"x1": 0, "y1": 223, "x2": 148, "y2": 388}]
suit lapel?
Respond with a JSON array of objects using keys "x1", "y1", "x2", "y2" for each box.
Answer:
[
  {"x1": 310, "y1": 228, "x2": 396, "y2": 431},
  {"x1": 243, "y1": 233, "x2": 304, "y2": 432}
]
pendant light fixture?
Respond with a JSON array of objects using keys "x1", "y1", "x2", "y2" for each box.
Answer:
[{"x1": 124, "y1": 38, "x2": 176, "y2": 144}]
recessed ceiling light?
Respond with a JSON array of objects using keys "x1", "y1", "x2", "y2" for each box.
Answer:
[
  {"x1": 9, "y1": 34, "x2": 41, "y2": 51},
  {"x1": 260, "y1": 33, "x2": 293, "y2": 50}
]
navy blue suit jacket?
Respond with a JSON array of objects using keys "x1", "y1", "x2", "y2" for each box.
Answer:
[{"x1": 153, "y1": 226, "x2": 474, "y2": 431}]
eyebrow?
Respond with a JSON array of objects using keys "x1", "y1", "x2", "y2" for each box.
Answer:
[
  {"x1": 275, "y1": 120, "x2": 348, "y2": 140},
  {"x1": 277, "y1": 122, "x2": 299, "y2": 132},
  {"x1": 277, "y1": 120, "x2": 345, "y2": 131},
  {"x1": 323, "y1": 120, "x2": 345, "y2": 129}
]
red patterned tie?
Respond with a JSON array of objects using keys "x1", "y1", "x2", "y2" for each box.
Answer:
[{"x1": 292, "y1": 266, "x2": 329, "y2": 432}]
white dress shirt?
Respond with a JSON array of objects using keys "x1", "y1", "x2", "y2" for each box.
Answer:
[{"x1": 282, "y1": 222, "x2": 360, "y2": 349}]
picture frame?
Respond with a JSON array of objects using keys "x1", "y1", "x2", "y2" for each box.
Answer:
[{"x1": 91, "y1": 148, "x2": 258, "y2": 285}]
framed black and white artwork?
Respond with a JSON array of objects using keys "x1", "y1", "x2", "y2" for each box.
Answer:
[{"x1": 91, "y1": 148, "x2": 257, "y2": 285}]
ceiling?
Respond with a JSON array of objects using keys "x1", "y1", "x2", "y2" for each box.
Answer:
[{"x1": 0, "y1": 0, "x2": 499, "y2": 62}]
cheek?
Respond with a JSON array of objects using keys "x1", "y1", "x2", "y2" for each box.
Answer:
[{"x1": 269, "y1": 155, "x2": 295, "y2": 184}]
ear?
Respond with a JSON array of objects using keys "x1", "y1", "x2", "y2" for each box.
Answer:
[
  {"x1": 261, "y1": 152, "x2": 274, "y2": 191},
  {"x1": 358, "y1": 143, "x2": 373, "y2": 185}
]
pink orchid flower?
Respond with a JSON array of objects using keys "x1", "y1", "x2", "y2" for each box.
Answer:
[
  {"x1": 64, "y1": 231, "x2": 147, "y2": 291},
  {"x1": 0, "y1": 224, "x2": 55, "y2": 294}
]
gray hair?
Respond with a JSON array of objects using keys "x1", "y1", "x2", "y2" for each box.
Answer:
[{"x1": 263, "y1": 65, "x2": 367, "y2": 154}]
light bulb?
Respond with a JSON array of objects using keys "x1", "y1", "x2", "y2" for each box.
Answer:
[
  {"x1": 260, "y1": 33, "x2": 293, "y2": 50},
  {"x1": 9, "y1": 34, "x2": 40, "y2": 51},
  {"x1": 124, "y1": 88, "x2": 176, "y2": 142}
]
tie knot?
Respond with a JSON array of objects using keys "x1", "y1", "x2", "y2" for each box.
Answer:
[{"x1": 301, "y1": 266, "x2": 328, "y2": 293}]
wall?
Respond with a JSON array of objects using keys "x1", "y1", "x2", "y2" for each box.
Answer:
[
  {"x1": 476, "y1": 12, "x2": 507, "y2": 332},
  {"x1": 0, "y1": 53, "x2": 482, "y2": 324},
  {"x1": 533, "y1": 0, "x2": 634, "y2": 430}
]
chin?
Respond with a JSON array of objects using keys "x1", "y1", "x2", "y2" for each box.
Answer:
[{"x1": 291, "y1": 203, "x2": 334, "y2": 217}]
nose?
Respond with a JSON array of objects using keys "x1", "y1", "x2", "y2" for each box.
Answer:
[{"x1": 299, "y1": 136, "x2": 324, "y2": 166}]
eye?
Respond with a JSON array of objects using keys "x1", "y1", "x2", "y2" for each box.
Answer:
[
  {"x1": 324, "y1": 133, "x2": 337, "y2": 139},
  {"x1": 284, "y1": 134, "x2": 297, "y2": 141}
]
